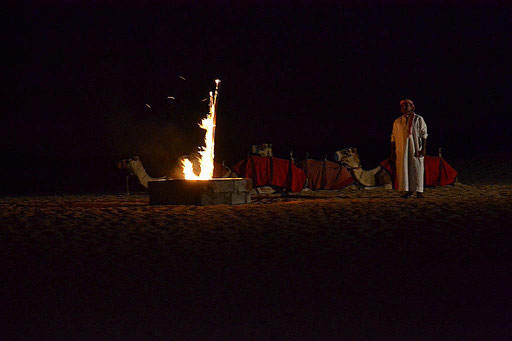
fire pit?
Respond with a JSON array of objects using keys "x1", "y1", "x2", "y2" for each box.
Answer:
[
  {"x1": 147, "y1": 79, "x2": 252, "y2": 206},
  {"x1": 148, "y1": 178, "x2": 252, "y2": 205}
]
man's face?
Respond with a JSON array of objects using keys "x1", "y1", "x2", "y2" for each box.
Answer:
[{"x1": 400, "y1": 100, "x2": 415, "y2": 115}]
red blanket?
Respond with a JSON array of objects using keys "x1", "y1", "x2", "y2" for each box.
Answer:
[
  {"x1": 301, "y1": 159, "x2": 354, "y2": 190},
  {"x1": 380, "y1": 155, "x2": 458, "y2": 188},
  {"x1": 232, "y1": 156, "x2": 307, "y2": 193}
]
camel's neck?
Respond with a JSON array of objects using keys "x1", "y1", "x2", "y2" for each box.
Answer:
[
  {"x1": 350, "y1": 163, "x2": 382, "y2": 187},
  {"x1": 351, "y1": 167, "x2": 364, "y2": 181},
  {"x1": 351, "y1": 167, "x2": 372, "y2": 187},
  {"x1": 130, "y1": 162, "x2": 152, "y2": 187}
]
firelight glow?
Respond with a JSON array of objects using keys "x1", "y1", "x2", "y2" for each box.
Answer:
[{"x1": 182, "y1": 79, "x2": 221, "y2": 180}]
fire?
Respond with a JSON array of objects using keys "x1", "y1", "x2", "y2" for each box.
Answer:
[{"x1": 182, "y1": 79, "x2": 221, "y2": 180}]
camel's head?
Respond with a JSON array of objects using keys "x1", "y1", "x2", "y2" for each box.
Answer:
[
  {"x1": 251, "y1": 143, "x2": 273, "y2": 157},
  {"x1": 118, "y1": 156, "x2": 142, "y2": 174},
  {"x1": 334, "y1": 147, "x2": 361, "y2": 168}
]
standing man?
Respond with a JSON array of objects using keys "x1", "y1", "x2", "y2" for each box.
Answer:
[{"x1": 390, "y1": 99, "x2": 428, "y2": 198}]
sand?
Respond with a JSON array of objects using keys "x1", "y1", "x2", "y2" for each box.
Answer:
[{"x1": 1, "y1": 173, "x2": 511, "y2": 338}]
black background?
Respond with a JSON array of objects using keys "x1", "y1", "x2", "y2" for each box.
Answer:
[{"x1": 3, "y1": 1, "x2": 511, "y2": 194}]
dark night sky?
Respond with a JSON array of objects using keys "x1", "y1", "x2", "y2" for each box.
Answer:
[{"x1": 3, "y1": 2, "x2": 511, "y2": 192}]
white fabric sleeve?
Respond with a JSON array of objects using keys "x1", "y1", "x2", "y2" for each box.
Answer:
[{"x1": 419, "y1": 116, "x2": 428, "y2": 139}]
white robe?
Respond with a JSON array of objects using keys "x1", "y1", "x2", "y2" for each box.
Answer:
[{"x1": 391, "y1": 113, "x2": 428, "y2": 192}]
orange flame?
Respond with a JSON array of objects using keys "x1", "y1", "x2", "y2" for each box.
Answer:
[{"x1": 182, "y1": 79, "x2": 221, "y2": 180}]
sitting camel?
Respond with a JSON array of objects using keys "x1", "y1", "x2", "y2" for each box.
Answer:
[{"x1": 334, "y1": 147, "x2": 392, "y2": 189}]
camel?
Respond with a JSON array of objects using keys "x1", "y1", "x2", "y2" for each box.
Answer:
[{"x1": 334, "y1": 147, "x2": 392, "y2": 189}]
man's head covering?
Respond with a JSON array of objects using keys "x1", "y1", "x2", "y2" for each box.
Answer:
[
  {"x1": 400, "y1": 98, "x2": 414, "y2": 106},
  {"x1": 400, "y1": 99, "x2": 415, "y2": 135}
]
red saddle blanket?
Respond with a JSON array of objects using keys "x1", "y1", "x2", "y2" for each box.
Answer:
[
  {"x1": 232, "y1": 156, "x2": 307, "y2": 193},
  {"x1": 300, "y1": 159, "x2": 354, "y2": 190},
  {"x1": 380, "y1": 155, "x2": 458, "y2": 188}
]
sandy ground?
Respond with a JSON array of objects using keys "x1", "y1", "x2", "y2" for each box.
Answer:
[{"x1": 1, "y1": 163, "x2": 511, "y2": 339}]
